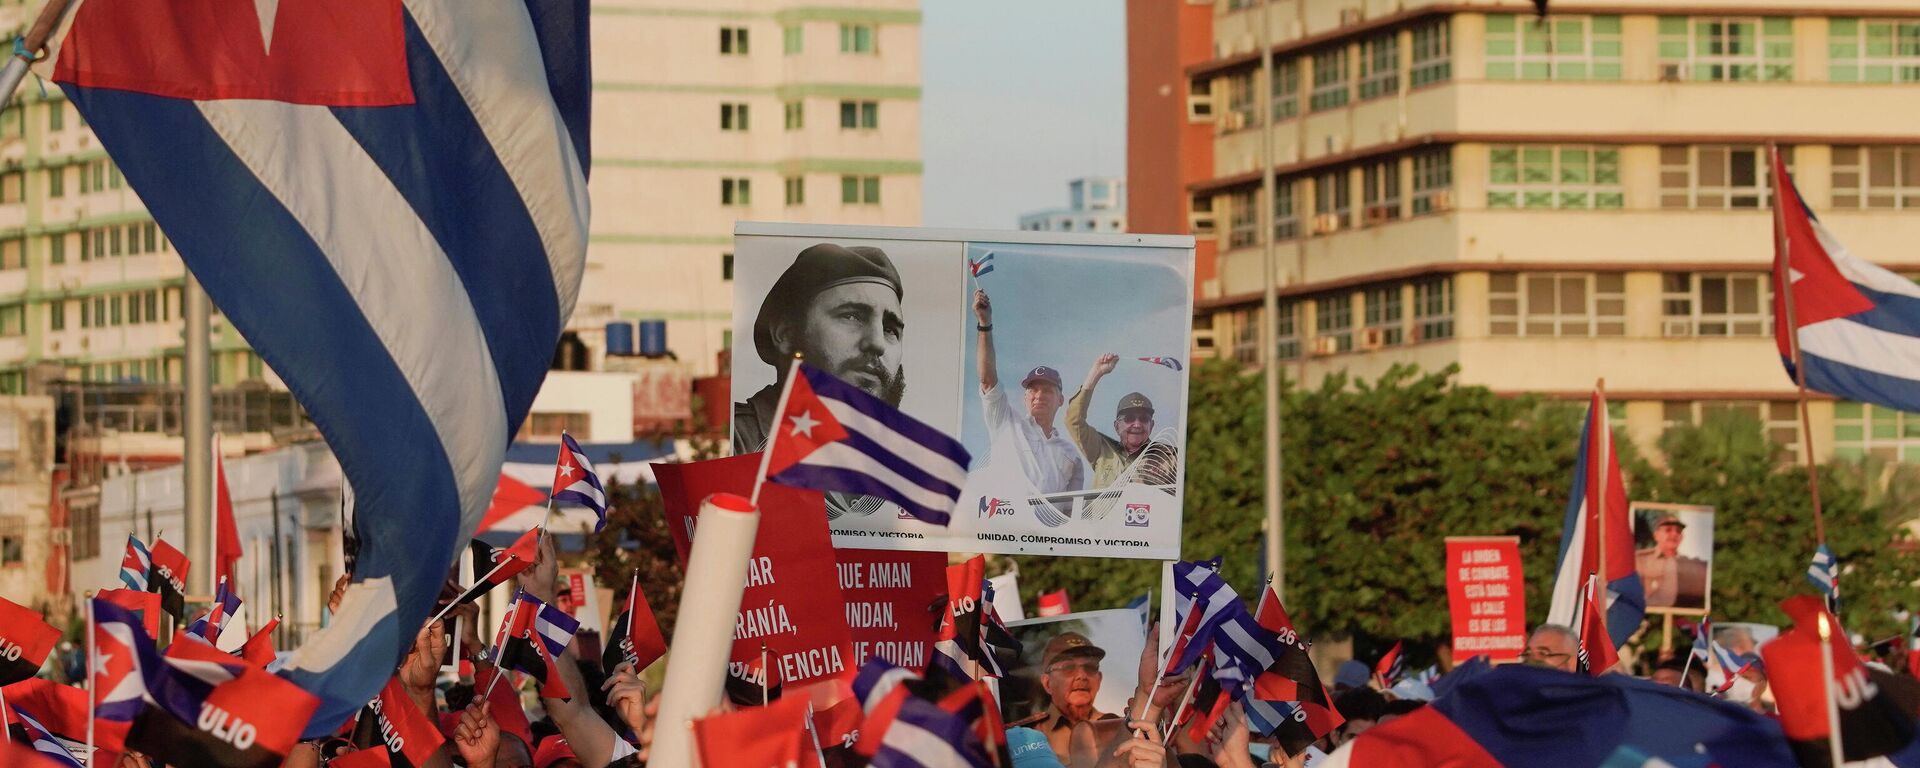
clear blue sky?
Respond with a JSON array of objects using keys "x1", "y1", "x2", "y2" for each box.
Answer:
[{"x1": 920, "y1": 0, "x2": 1126, "y2": 230}]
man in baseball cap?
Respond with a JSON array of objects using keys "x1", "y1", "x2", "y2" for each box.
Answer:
[
  {"x1": 973, "y1": 288, "x2": 1087, "y2": 495},
  {"x1": 733, "y1": 242, "x2": 906, "y2": 454},
  {"x1": 1009, "y1": 632, "x2": 1117, "y2": 761},
  {"x1": 1068, "y1": 353, "x2": 1181, "y2": 488},
  {"x1": 1635, "y1": 513, "x2": 1708, "y2": 609}
]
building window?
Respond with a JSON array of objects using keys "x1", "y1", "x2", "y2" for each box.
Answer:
[
  {"x1": 69, "y1": 502, "x2": 98, "y2": 560},
  {"x1": 0, "y1": 305, "x2": 23, "y2": 337},
  {"x1": 1357, "y1": 33, "x2": 1399, "y2": 100},
  {"x1": 720, "y1": 102, "x2": 749, "y2": 131},
  {"x1": 1226, "y1": 189, "x2": 1258, "y2": 249},
  {"x1": 720, "y1": 26, "x2": 749, "y2": 55},
  {"x1": 784, "y1": 176, "x2": 805, "y2": 206},
  {"x1": 1274, "y1": 301, "x2": 1301, "y2": 360},
  {"x1": 1661, "y1": 272, "x2": 1769, "y2": 336},
  {"x1": 1831, "y1": 146, "x2": 1920, "y2": 209},
  {"x1": 1271, "y1": 59, "x2": 1300, "y2": 121},
  {"x1": 0, "y1": 516, "x2": 22, "y2": 566},
  {"x1": 1659, "y1": 16, "x2": 1793, "y2": 82},
  {"x1": 47, "y1": 101, "x2": 63, "y2": 132},
  {"x1": 0, "y1": 172, "x2": 21, "y2": 204},
  {"x1": 48, "y1": 234, "x2": 63, "y2": 265},
  {"x1": 1310, "y1": 48, "x2": 1350, "y2": 111},
  {"x1": 47, "y1": 167, "x2": 63, "y2": 199},
  {"x1": 1364, "y1": 286, "x2": 1404, "y2": 346},
  {"x1": 784, "y1": 100, "x2": 804, "y2": 131},
  {"x1": 47, "y1": 301, "x2": 63, "y2": 331},
  {"x1": 1489, "y1": 272, "x2": 1626, "y2": 337},
  {"x1": 1229, "y1": 307, "x2": 1260, "y2": 364},
  {"x1": 1410, "y1": 19, "x2": 1452, "y2": 87},
  {"x1": 1660, "y1": 145, "x2": 1778, "y2": 209},
  {"x1": 839, "y1": 100, "x2": 878, "y2": 130},
  {"x1": 1316, "y1": 294, "x2": 1354, "y2": 353},
  {"x1": 841, "y1": 175, "x2": 880, "y2": 205},
  {"x1": 1411, "y1": 148, "x2": 1452, "y2": 215},
  {"x1": 1668, "y1": 400, "x2": 1801, "y2": 460},
  {"x1": 722, "y1": 252, "x2": 734, "y2": 282},
  {"x1": 840, "y1": 23, "x2": 876, "y2": 54},
  {"x1": 783, "y1": 25, "x2": 803, "y2": 55},
  {"x1": 0, "y1": 239, "x2": 20, "y2": 270},
  {"x1": 1488, "y1": 145, "x2": 1623, "y2": 209},
  {"x1": 1273, "y1": 178, "x2": 1300, "y2": 240},
  {"x1": 1832, "y1": 402, "x2": 1920, "y2": 462},
  {"x1": 1314, "y1": 170, "x2": 1351, "y2": 231},
  {"x1": 1223, "y1": 71, "x2": 1255, "y2": 131},
  {"x1": 519, "y1": 412, "x2": 592, "y2": 441},
  {"x1": 1830, "y1": 19, "x2": 1920, "y2": 83},
  {"x1": 1413, "y1": 277, "x2": 1453, "y2": 340},
  {"x1": 722, "y1": 177, "x2": 751, "y2": 206},
  {"x1": 1362, "y1": 159, "x2": 1400, "y2": 224},
  {"x1": 1486, "y1": 14, "x2": 1623, "y2": 80}
]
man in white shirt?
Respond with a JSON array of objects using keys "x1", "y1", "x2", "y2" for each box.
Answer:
[{"x1": 973, "y1": 288, "x2": 1086, "y2": 495}]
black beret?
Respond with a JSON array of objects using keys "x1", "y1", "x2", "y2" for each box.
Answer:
[{"x1": 754, "y1": 243, "x2": 903, "y2": 366}]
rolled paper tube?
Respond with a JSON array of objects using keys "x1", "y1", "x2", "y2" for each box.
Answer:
[{"x1": 647, "y1": 492, "x2": 762, "y2": 768}]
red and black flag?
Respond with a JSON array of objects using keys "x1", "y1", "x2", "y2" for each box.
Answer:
[
  {"x1": 125, "y1": 632, "x2": 320, "y2": 768},
  {"x1": 348, "y1": 676, "x2": 446, "y2": 768},
  {"x1": 602, "y1": 570, "x2": 667, "y2": 677},
  {"x1": 499, "y1": 593, "x2": 577, "y2": 700},
  {"x1": 0, "y1": 596, "x2": 60, "y2": 686},
  {"x1": 1251, "y1": 582, "x2": 1343, "y2": 758},
  {"x1": 146, "y1": 537, "x2": 192, "y2": 620},
  {"x1": 447, "y1": 529, "x2": 540, "y2": 609},
  {"x1": 473, "y1": 665, "x2": 534, "y2": 750},
  {"x1": 1763, "y1": 595, "x2": 1916, "y2": 765}
]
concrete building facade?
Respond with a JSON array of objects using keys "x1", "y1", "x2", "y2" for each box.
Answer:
[
  {"x1": 1138, "y1": 0, "x2": 1920, "y2": 463},
  {"x1": 1018, "y1": 177, "x2": 1130, "y2": 232}
]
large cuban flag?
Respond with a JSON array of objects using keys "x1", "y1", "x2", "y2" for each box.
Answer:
[
  {"x1": 51, "y1": 0, "x2": 590, "y2": 734},
  {"x1": 1545, "y1": 391, "x2": 1644, "y2": 650},
  {"x1": 1770, "y1": 146, "x2": 1920, "y2": 412}
]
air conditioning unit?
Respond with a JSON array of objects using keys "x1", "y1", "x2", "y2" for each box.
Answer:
[
  {"x1": 1221, "y1": 112, "x2": 1247, "y2": 132},
  {"x1": 1660, "y1": 63, "x2": 1685, "y2": 82},
  {"x1": 1364, "y1": 206, "x2": 1395, "y2": 224},
  {"x1": 1339, "y1": 7, "x2": 1365, "y2": 26},
  {"x1": 1662, "y1": 319, "x2": 1695, "y2": 337},
  {"x1": 1312, "y1": 336, "x2": 1340, "y2": 355},
  {"x1": 1360, "y1": 327, "x2": 1386, "y2": 350},
  {"x1": 1428, "y1": 190, "x2": 1454, "y2": 212},
  {"x1": 1312, "y1": 213, "x2": 1343, "y2": 235},
  {"x1": 1187, "y1": 89, "x2": 1215, "y2": 122},
  {"x1": 1189, "y1": 211, "x2": 1218, "y2": 236}
]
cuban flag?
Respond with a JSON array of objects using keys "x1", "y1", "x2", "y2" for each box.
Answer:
[
  {"x1": 1373, "y1": 641, "x2": 1404, "y2": 687},
  {"x1": 134, "y1": 633, "x2": 322, "y2": 768},
  {"x1": 1164, "y1": 559, "x2": 1244, "y2": 677},
  {"x1": 186, "y1": 578, "x2": 244, "y2": 644},
  {"x1": 1138, "y1": 356, "x2": 1184, "y2": 371},
  {"x1": 9, "y1": 707, "x2": 85, "y2": 767},
  {"x1": 118, "y1": 535, "x2": 152, "y2": 592},
  {"x1": 1771, "y1": 146, "x2": 1920, "y2": 413},
  {"x1": 551, "y1": 432, "x2": 608, "y2": 531},
  {"x1": 764, "y1": 363, "x2": 971, "y2": 526},
  {"x1": 968, "y1": 252, "x2": 995, "y2": 279},
  {"x1": 851, "y1": 659, "x2": 991, "y2": 768},
  {"x1": 92, "y1": 596, "x2": 162, "y2": 723},
  {"x1": 1806, "y1": 543, "x2": 1839, "y2": 613},
  {"x1": 51, "y1": 0, "x2": 591, "y2": 732},
  {"x1": 1547, "y1": 391, "x2": 1645, "y2": 650},
  {"x1": 1690, "y1": 619, "x2": 1750, "y2": 694}
]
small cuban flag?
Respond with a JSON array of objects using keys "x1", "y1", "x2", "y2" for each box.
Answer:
[
  {"x1": 1806, "y1": 543, "x2": 1839, "y2": 613},
  {"x1": 185, "y1": 577, "x2": 243, "y2": 644},
  {"x1": 1138, "y1": 356, "x2": 1183, "y2": 372},
  {"x1": 969, "y1": 251, "x2": 995, "y2": 279},
  {"x1": 551, "y1": 432, "x2": 609, "y2": 532},
  {"x1": 118, "y1": 534, "x2": 151, "y2": 592}
]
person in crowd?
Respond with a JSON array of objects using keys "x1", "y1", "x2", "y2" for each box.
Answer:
[
  {"x1": 1010, "y1": 632, "x2": 1119, "y2": 761},
  {"x1": 1332, "y1": 660, "x2": 1370, "y2": 693},
  {"x1": 1649, "y1": 655, "x2": 1704, "y2": 691},
  {"x1": 1325, "y1": 687, "x2": 1387, "y2": 751},
  {"x1": 1377, "y1": 698, "x2": 1428, "y2": 726},
  {"x1": 1635, "y1": 515, "x2": 1708, "y2": 609},
  {"x1": 1519, "y1": 624, "x2": 1580, "y2": 672}
]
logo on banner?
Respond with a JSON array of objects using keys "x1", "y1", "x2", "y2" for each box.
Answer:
[
  {"x1": 978, "y1": 497, "x2": 1014, "y2": 520},
  {"x1": 1124, "y1": 504, "x2": 1151, "y2": 527}
]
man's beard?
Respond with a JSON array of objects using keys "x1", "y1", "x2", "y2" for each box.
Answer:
[{"x1": 831, "y1": 360, "x2": 905, "y2": 407}]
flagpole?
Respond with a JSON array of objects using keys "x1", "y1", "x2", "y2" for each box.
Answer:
[
  {"x1": 1593, "y1": 379, "x2": 1611, "y2": 646},
  {"x1": 84, "y1": 594, "x2": 95, "y2": 764},
  {"x1": 1677, "y1": 631, "x2": 1697, "y2": 690},
  {"x1": 425, "y1": 556, "x2": 515, "y2": 629},
  {"x1": 1769, "y1": 143, "x2": 1829, "y2": 547},
  {"x1": 759, "y1": 642, "x2": 770, "y2": 707},
  {"x1": 1818, "y1": 612, "x2": 1846, "y2": 767},
  {"x1": 0, "y1": 0, "x2": 74, "y2": 106},
  {"x1": 750, "y1": 355, "x2": 804, "y2": 506},
  {"x1": 482, "y1": 596, "x2": 525, "y2": 702},
  {"x1": 1160, "y1": 664, "x2": 1203, "y2": 743},
  {"x1": 0, "y1": 684, "x2": 9, "y2": 744}
]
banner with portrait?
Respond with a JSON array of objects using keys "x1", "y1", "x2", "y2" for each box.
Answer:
[
  {"x1": 1629, "y1": 502, "x2": 1715, "y2": 615},
  {"x1": 731, "y1": 223, "x2": 1195, "y2": 560}
]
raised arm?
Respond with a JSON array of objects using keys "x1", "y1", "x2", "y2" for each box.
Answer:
[{"x1": 974, "y1": 289, "x2": 998, "y2": 391}]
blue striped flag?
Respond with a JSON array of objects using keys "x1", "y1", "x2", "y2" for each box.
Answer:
[
  {"x1": 968, "y1": 252, "x2": 995, "y2": 278},
  {"x1": 551, "y1": 432, "x2": 608, "y2": 531},
  {"x1": 9, "y1": 706, "x2": 85, "y2": 767},
  {"x1": 850, "y1": 659, "x2": 990, "y2": 768},
  {"x1": 1547, "y1": 391, "x2": 1646, "y2": 651},
  {"x1": 54, "y1": 0, "x2": 591, "y2": 733},
  {"x1": 1806, "y1": 543, "x2": 1839, "y2": 613},
  {"x1": 118, "y1": 534, "x2": 151, "y2": 592},
  {"x1": 1165, "y1": 559, "x2": 1244, "y2": 677},
  {"x1": 764, "y1": 363, "x2": 970, "y2": 526},
  {"x1": 185, "y1": 578, "x2": 243, "y2": 644}
]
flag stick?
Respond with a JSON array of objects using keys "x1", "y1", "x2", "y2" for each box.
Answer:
[
  {"x1": 482, "y1": 594, "x2": 526, "y2": 702},
  {"x1": 1, "y1": 684, "x2": 9, "y2": 744},
  {"x1": 760, "y1": 642, "x2": 770, "y2": 707},
  {"x1": 1818, "y1": 613, "x2": 1846, "y2": 767},
  {"x1": 1160, "y1": 663, "x2": 1203, "y2": 743},
  {"x1": 1769, "y1": 143, "x2": 1829, "y2": 546},
  {"x1": 1677, "y1": 632, "x2": 1697, "y2": 691},
  {"x1": 1592, "y1": 379, "x2": 1611, "y2": 646},
  {"x1": 0, "y1": 0, "x2": 74, "y2": 107},
  {"x1": 425, "y1": 556, "x2": 516, "y2": 629},
  {"x1": 84, "y1": 594, "x2": 95, "y2": 764},
  {"x1": 803, "y1": 701, "x2": 827, "y2": 767},
  {"x1": 750, "y1": 355, "x2": 804, "y2": 506}
]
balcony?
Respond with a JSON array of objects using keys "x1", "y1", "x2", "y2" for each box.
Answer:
[{"x1": 1276, "y1": 334, "x2": 1789, "y2": 397}]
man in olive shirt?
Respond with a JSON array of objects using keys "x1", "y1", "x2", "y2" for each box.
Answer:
[
  {"x1": 1067, "y1": 353, "x2": 1179, "y2": 489},
  {"x1": 1009, "y1": 632, "x2": 1119, "y2": 762}
]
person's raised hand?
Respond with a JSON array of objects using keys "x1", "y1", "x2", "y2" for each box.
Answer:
[
  {"x1": 634, "y1": 693, "x2": 663, "y2": 763},
  {"x1": 400, "y1": 619, "x2": 446, "y2": 694},
  {"x1": 1112, "y1": 720, "x2": 1169, "y2": 768},
  {"x1": 1094, "y1": 353, "x2": 1119, "y2": 377},
  {"x1": 326, "y1": 574, "x2": 350, "y2": 615},
  {"x1": 453, "y1": 701, "x2": 501, "y2": 768},
  {"x1": 973, "y1": 289, "x2": 992, "y2": 326},
  {"x1": 601, "y1": 661, "x2": 652, "y2": 736}
]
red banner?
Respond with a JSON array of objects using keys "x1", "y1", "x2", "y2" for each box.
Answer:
[
  {"x1": 838, "y1": 548, "x2": 944, "y2": 671},
  {"x1": 655, "y1": 456, "x2": 857, "y2": 688},
  {"x1": 1445, "y1": 537, "x2": 1526, "y2": 662}
]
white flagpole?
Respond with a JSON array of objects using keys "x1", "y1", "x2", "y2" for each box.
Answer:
[
  {"x1": 1677, "y1": 638, "x2": 1698, "y2": 690},
  {"x1": 1, "y1": 684, "x2": 9, "y2": 744},
  {"x1": 750, "y1": 356, "x2": 804, "y2": 506},
  {"x1": 426, "y1": 556, "x2": 515, "y2": 629},
  {"x1": 803, "y1": 701, "x2": 827, "y2": 766},
  {"x1": 482, "y1": 594, "x2": 526, "y2": 701},
  {"x1": 84, "y1": 595, "x2": 95, "y2": 764},
  {"x1": 760, "y1": 643, "x2": 770, "y2": 707},
  {"x1": 1818, "y1": 613, "x2": 1846, "y2": 767}
]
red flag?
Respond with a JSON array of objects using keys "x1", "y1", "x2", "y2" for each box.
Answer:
[
  {"x1": 474, "y1": 665, "x2": 534, "y2": 749},
  {"x1": 1037, "y1": 590, "x2": 1071, "y2": 617},
  {"x1": 146, "y1": 537, "x2": 192, "y2": 619},
  {"x1": 1579, "y1": 577, "x2": 1618, "y2": 676},
  {"x1": 1374, "y1": 641, "x2": 1404, "y2": 686},
  {"x1": 238, "y1": 618, "x2": 280, "y2": 668},
  {"x1": 1763, "y1": 595, "x2": 1917, "y2": 761},
  {"x1": 3, "y1": 677, "x2": 133, "y2": 756},
  {"x1": 373, "y1": 675, "x2": 445, "y2": 768},
  {"x1": 692, "y1": 692, "x2": 812, "y2": 768},
  {"x1": 214, "y1": 436, "x2": 243, "y2": 588},
  {"x1": 0, "y1": 597, "x2": 61, "y2": 686},
  {"x1": 1250, "y1": 582, "x2": 1344, "y2": 756},
  {"x1": 479, "y1": 473, "x2": 548, "y2": 533},
  {"x1": 607, "y1": 571, "x2": 667, "y2": 674},
  {"x1": 500, "y1": 599, "x2": 571, "y2": 701},
  {"x1": 135, "y1": 637, "x2": 323, "y2": 768},
  {"x1": 449, "y1": 528, "x2": 540, "y2": 608},
  {"x1": 96, "y1": 588, "x2": 162, "y2": 637}
]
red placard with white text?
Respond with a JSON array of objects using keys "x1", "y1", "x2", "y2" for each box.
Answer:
[{"x1": 1445, "y1": 536, "x2": 1526, "y2": 662}]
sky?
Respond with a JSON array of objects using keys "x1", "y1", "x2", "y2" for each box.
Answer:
[{"x1": 920, "y1": 0, "x2": 1127, "y2": 230}]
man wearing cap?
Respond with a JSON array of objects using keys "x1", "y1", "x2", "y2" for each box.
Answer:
[
  {"x1": 1635, "y1": 514, "x2": 1708, "y2": 609},
  {"x1": 974, "y1": 289, "x2": 1086, "y2": 495},
  {"x1": 734, "y1": 242, "x2": 907, "y2": 453},
  {"x1": 1010, "y1": 632, "x2": 1118, "y2": 761},
  {"x1": 1068, "y1": 353, "x2": 1180, "y2": 488}
]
